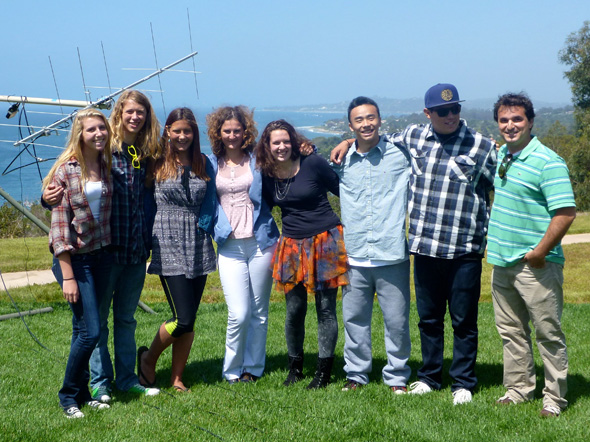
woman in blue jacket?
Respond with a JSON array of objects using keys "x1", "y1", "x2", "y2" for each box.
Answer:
[{"x1": 207, "y1": 106, "x2": 280, "y2": 384}]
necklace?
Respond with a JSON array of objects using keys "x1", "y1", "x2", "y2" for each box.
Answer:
[{"x1": 274, "y1": 161, "x2": 296, "y2": 201}]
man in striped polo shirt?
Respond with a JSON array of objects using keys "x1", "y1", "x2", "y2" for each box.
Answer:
[{"x1": 488, "y1": 93, "x2": 576, "y2": 417}]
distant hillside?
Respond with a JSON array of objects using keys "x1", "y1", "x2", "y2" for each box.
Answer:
[
  {"x1": 311, "y1": 105, "x2": 576, "y2": 159},
  {"x1": 262, "y1": 96, "x2": 572, "y2": 115},
  {"x1": 312, "y1": 106, "x2": 574, "y2": 139}
]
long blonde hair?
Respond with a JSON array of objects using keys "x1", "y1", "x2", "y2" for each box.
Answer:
[
  {"x1": 109, "y1": 90, "x2": 162, "y2": 160},
  {"x1": 42, "y1": 109, "x2": 112, "y2": 189}
]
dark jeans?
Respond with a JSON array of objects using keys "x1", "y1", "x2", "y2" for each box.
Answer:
[
  {"x1": 53, "y1": 250, "x2": 112, "y2": 409},
  {"x1": 285, "y1": 284, "x2": 338, "y2": 359},
  {"x1": 413, "y1": 254, "x2": 481, "y2": 392}
]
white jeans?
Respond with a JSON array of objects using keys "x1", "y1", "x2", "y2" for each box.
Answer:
[{"x1": 218, "y1": 237, "x2": 276, "y2": 380}]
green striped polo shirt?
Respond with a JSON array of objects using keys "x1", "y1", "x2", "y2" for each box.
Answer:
[{"x1": 487, "y1": 136, "x2": 575, "y2": 267}]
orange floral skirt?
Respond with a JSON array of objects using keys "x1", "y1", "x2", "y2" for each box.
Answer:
[{"x1": 271, "y1": 225, "x2": 349, "y2": 294}]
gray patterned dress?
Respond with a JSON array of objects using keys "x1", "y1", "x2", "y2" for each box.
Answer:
[{"x1": 148, "y1": 167, "x2": 216, "y2": 278}]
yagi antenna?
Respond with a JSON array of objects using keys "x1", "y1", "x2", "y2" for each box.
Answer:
[
  {"x1": 12, "y1": 51, "x2": 198, "y2": 147},
  {"x1": 77, "y1": 47, "x2": 91, "y2": 103},
  {"x1": 187, "y1": 8, "x2": 199, "y2": 99},
  {"x1": 150, "y1": 22, "x2": 166, "y2": 116}
]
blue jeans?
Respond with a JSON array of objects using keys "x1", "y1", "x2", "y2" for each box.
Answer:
[
  {"x1": 342, "y1": 261, "x2": 411, "y2": 387},
  {"x1": 53, "y1": 251, "x2": 112, "y2": 409},
  {"x1": 90, "y1": 262, "x2": 146, "y2": 391},
  {"x1": 413, "y1": 254, "x2": 481, "y2": 392}
]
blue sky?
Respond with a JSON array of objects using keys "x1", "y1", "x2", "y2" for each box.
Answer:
[{"x1": 2, "y1": 0, "x2": 589, "y2": 109}]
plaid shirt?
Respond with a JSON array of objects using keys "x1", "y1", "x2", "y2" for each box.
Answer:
[
  {"x1": 49, "y1": 158, "x2": 112, "y2": 256},
  {"x1": 110, "y1": 143, "x2": 150, "y2": 265},
  {"x1": 394, "y1": 120, "x2": 496, "y2": 259}
]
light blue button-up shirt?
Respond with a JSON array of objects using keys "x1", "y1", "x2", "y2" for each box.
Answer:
[{"x1": 333, "y1": 135, "x2": 410, "y2": 264}]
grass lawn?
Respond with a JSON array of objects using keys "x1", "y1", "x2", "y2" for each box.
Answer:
[
  {"x1": 1, "y1": 214, "x2": 589, "y2": 440},
  {"x1": 1, "y1": 211, "x2": 589, "y2": 274},
  {"x1": 1, "y1": 300, "x2": 590, "y2": 441}
]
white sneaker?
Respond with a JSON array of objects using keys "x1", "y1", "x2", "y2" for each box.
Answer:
[
  {"x1": 64, "y1": 406, "x2": 84, "y2": 419},
  {"x1": 128, "y1": 383, "x2": 160, "y2": 396},
  {"x1": 144, "y1": 387, "x2": 160, "y2": 396},
  {"x1": 86, "y1": 400, "x2": 110, "y2": 410},
  {"x1": 91, "y1": 386, "x2": 112, "y2": 403},
  {"x1": 452, "y1": 388, "x2": 472, "y2": 405},
  {"x1": 409, "y1": 381, "x2": 433, "y2": 395}
]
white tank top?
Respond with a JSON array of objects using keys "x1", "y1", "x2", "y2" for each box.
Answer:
[{"x1": 84, "y1": 180, "x2": 102, "y2": 220}]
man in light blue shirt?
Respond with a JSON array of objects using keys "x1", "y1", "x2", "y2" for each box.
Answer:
[{"x1": 332, "y1": 97, "x2": 411, "y2": 393}]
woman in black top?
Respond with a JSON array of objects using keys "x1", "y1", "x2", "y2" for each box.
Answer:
[{"x1": 257, "y1": 120, "x2": 348, "y2": 389}]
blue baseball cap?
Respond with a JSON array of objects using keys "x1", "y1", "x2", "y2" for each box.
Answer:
[{"x1": 424, "y1": 83, "x2": 464, "y2": 109}]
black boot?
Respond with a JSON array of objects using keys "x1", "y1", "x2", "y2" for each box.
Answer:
[
  {"x1": 306, "y1": 357, "x2": 334, "y2": 390},
  {"x1": 283, "y1": 354, "x2": 304, "y2": 386}
]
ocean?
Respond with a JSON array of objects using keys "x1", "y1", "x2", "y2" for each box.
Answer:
[{"x1": 0, "y1": 108, "x2": 345, "y2": 203}]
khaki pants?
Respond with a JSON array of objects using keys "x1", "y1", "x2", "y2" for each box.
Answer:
[{"x1": 491, "y1": 262, "x2": 568, "y2": 410}]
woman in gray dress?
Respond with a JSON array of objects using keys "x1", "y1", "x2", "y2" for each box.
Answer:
[{"x1": 137, "y1": 107, "x2": 216, "y2": 392}]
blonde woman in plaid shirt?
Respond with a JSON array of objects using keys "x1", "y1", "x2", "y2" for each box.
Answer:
[
  {"x1": 43, "y1": 91, "x2": 162, "y2": 401},
  {"x1": 43, "y1": 109, "x2": 113, "y2": 418}
]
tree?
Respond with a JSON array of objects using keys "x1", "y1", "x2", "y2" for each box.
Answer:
[
  {"x1": 559, "y1": 21, "x2": 590, "y2": 210},
  {"x1": 559, "y1": 21, "x2": 590, "y2": 113}
]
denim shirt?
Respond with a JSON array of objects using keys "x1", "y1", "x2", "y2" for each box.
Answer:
[
  {"x1": 333, "y1": 136, "x2": 410, "y2": 262},
  {"x1": 209, "y1": 153, "x2": 279, "y2": 250}
]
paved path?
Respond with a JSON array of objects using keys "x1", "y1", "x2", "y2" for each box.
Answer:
[{"x1": 2, "y1": 234, "x2": 590, "y2": 291}]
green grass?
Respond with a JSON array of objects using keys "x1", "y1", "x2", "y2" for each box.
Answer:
[
  {"x1": 1, "y1": 300, "x2": 589, "y2": 441},
  {"x1": 1, "y1": 215, "x2": 589, "y2": 440},
  {"x1": 0, "y1": 236, "x2": 51, "y2": 272},
  {"x1": 568, "y1": 211, "x2": 590, "y2": 234},
  {"x1": 5, "y1": 242, "x2": 590, "y2": 306},
  {"x1": 2, "y1": 212, "x2": 589, "y2": 274}
]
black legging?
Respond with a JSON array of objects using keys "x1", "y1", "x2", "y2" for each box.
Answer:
[
  {"x1": 160, "y1": 274, "x2": 207, "y2": 337},
  {"x1": 284, "y1": 284, "x2": 338, "y2": 358}
]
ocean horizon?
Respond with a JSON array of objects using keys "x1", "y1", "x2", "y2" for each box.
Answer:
[{"x1": 0, "y1": 109, "x2": 345, "y2": 203}]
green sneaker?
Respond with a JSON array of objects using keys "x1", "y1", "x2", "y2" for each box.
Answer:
[
  {"x1": 127, "y1": 383, "x2": 160, "y2": 396},
  {"x1": 91, "y1": 386, "x2": 112, "y2": 403}
]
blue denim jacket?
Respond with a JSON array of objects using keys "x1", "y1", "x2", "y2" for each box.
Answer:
[{"x1": 209, "y1": 153, "x2": 279, "y2": 250}]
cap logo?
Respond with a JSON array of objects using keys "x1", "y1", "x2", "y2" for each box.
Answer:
[{"x1": 441, "y1": 89, "x2": 453, "y2": 102}]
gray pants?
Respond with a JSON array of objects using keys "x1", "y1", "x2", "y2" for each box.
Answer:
[{"x1": 342, "y1": 262, "x2": 411, "y2": 386}]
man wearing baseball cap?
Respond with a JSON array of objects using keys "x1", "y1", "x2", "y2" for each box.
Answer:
[
  {"x1": 331, "y1": 83, "x2": 496, "y2": 404},
  {"x1": 404, "y1": 84, "x2": 496, "y2": 404}
]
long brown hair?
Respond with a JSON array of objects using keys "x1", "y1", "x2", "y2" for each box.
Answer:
[
  {"x1": 154, "y1": 107, "x2": 209, "y2": 182},
  {"x1": 109, "y1": 90, "x2": 162, "y2": 160},
  {"x1": 42, "y1": 109, "x2": 112, "y2": 189},
  {"x1": 206, "y1": 105, "x2": 257, "y2": 158},
  {"x1": 255, "y1": 119, "x2": 305, "y2": 178}
]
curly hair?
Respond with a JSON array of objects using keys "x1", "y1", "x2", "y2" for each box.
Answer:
[
  {"x1": 43, "y1": 108, "x2": 112, "y2": 189},
  {"x1": 109, "y1": 90, "x2": 162, "y2": 160},
  {"x1": 154, "y1": 107, "x2": 209, "y2": 183},
  {"x1": 206, "y1": 105, "x2": 258, "y2": 158},
  {"x1": 255, "y1": 120, "x2": 306, "y2": 178}
]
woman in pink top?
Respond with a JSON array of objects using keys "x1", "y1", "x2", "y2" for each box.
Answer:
[{"x1": 207, "y1": 106, "x2": 280, "y2": 384}]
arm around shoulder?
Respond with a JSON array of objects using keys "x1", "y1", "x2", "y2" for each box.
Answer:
[{"x1": 330, "y1": 139, "x2": 354, "y2": 164}]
